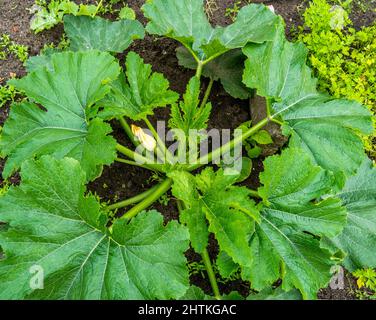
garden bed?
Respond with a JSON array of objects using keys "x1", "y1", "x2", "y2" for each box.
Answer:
[{"x1": 1, "y1": 0, "x2": 375, "y2": 300}]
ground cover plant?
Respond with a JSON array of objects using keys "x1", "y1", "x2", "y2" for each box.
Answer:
[
  {"x1": 0, "y1": 0, "x2": 375, "y2": 300},
  {"x1": 298, "y1": 0, "x2": 376, "y2": 157}
]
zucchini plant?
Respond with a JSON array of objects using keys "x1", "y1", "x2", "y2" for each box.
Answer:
[{"x1": 0, "y1": 0, "x2": 375, "y2": 300}]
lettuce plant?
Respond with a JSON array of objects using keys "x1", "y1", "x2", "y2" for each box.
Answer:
[{"x1": 0, "y1": 0, "x2": 375, "y2": 300}]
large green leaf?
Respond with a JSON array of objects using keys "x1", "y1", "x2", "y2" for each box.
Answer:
[
  {"x1": 176, "y1": 47, "x2": 250, "y2": 99},
  {"x1": 143, "y1": 1, "x2": 280, "y2": 62},
  {"x1": 180, "y1": 286, "x2": 213, "y2": 300},
  {"x1": 169, "y1": 76, "x2": 211, "y2": 134},
  {"x1": 25, "y1": 48, "x2": 59, "y2": 73},
  {"x1": 0, "y1": 156, "x2": 189, "y2": 300},
  {"x1": 330, "y1": 159, "x2": 376, "y2": 271},
  {"x1": 98, "y1": 52, "x2": 179, "y2": 121},
  {"x1": 169, "y1": 168, "x2": 259, "y2": 267},
  {"x1": 247, "y1": 287, "x2": 302, "y2": 300},
  {"x1": 2, "y1": 51, "x2": 120, "y2": 181},
  {"x1": 258, "y1": 148, "x2": 346, "y2": 237},
  {"x1": 243, "y1": 26, "x2": 373, "y2": 185},
  {"x1": 64, "y1": 15, "x2": 144, "y2": 53},
  {"x1": 244, "y1": 148, "x2": 347, "y2": 299}
]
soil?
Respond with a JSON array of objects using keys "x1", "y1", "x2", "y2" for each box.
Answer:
[{"x1": 0, "y1": 0, "x2": 374, "y2": 300}]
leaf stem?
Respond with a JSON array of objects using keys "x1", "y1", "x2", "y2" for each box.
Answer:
[
  {"x1": 177, "y1": 201, "x2": 221, "y2": 300},
  {"x1": 144, "y1": 117, "x2": 174, "y2": 164},
  {"x1": 115, "y1": 157, "x2": 156, "y2": 171},
  {"x1": 248, "y1": 189, "x2": 261, "y2": 199},
  {"x1": 203, "y1": 51, "x2": 226, "y2": 66},
  {"x1": 118, "y1": 117, "x2": 139, "y2": 147},
  {"x1": 121, "y1": 178, "x2": 173, "y2": 220},
  {"x1": 271, "y1": 118, "x2": 284, "y2": 126},
  {"x1": 183, "y1": 44, "x2": 200, "y2": 64},
  {"x1": 187, "y1": 117, "x2": 269, "y2": 171},
  {"x1": 106, "y1": 184, "x2": 161, "y2": 211},
  {"x1": 202, "y1": 249, "x2": 221, "y2": 300},
  {"x1": 266, "y1": 97, "x2": 272, "y2": 118},
  {"x1": 93, "y1": 0, "x2": 103, "y2": 17},
  {"x1": 196, "y1": 61, "x2": 204, "y2": 79},
  {"x1": 200, "y1": 78, "x2": 214, "y2": 109},
  {"x1": 266, "y1": 98, "x2": 284, "y2": 126},
  {"x1": 116, "y1": 143, "x2": 164, "y2": 172}
]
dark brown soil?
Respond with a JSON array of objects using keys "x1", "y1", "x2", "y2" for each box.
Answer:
[{"x1": 0, "y1": 0, "x2": 374, "y2": 300}]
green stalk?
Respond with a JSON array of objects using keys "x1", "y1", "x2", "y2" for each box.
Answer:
[
  {"x1": 115, "y1": 158, "x2": 155, "y2": 171},
  {"x1": 177, "y1": 201, "x2": 221, "y2": 300},
  {"x1": 183, "y1": 44, "x2": 200, "y2": 64},
  {"x1": 202, "y1": 249, "x2": 221, "y2": 300},
  {"x1": 196, "y1": 61, "x2": 204, "y2": 79},
  {"x1": 203, "y1": 51, "x2": 225, "y2": 65},
  {"x1": 118, "y1": 117, "x2": 139, "y2": 147},
  {"x1": 106, "y1": 184, "x2": 161, "y2": 211},
  {"x1": 116, "y1": 144, "x2": 164, "y2": 172},
  {"x1": 248, "y1": 189, "x2": 261, "y2": 199},
  {"x1": 93, "y1": 0, "x2": 103, "y2": 17},
  {"x1": 144, "y1": 118, "x2": 174, "y2": 164},
  {"x1": 266, "y1": 97, "x2": 272, "y2": 118},
  {"x1": 200, "y1": 78, "x2": 214, "y2": 109},
  {"x1": 121, "y1": 178, "x2": 173, "y2": 220},
  {"x1": 266, "y1": 98, "x2": 284, "y2": 126},
  {"x1": 187, "y1": 117, "x2": 269, "y2": 171}
]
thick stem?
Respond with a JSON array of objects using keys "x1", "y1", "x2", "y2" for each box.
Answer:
[
  {"x1": 266, "y1": 98, "x2": 284, "y2": 126},
  {"x1": 121, "y1": 178, "x2": 173, "y2": 220},
  {"x1": 248, "y1": 189, "x2": 261, "y2": 199},
  {"x1": 266, "y1": 97, "x2": 272, "y2": 118},
  {"x1": 118, "y1": 117, "x2": 139, "y2": 147},
  {"x1": 183, "y1": 44, "x2": 200, "y2": 64},
  {"x1": 187, "y1": 118, "x2": 269, "y2": 171},
  {"x1": 177, "y1": 201, "x2": 221, "y2": 299},
  {"x1": 144, "y1": 118, "x2": 174, "y2": 164},
  {"x1": 203, "y1": 51, "x2": 226, "y2": 65},
  {"x1": 196, "y1": 61, "x2": 204, "y2": 79},
  {"x1": 202, "y1": 249, "x2": 221, "y2": 300},
  {"x1": 115, "y1": 158, "x2": 156, "y2": 171},
  {"x1": 116, "y1": 144, "x2": 163, "y2": 172},
  {"x1": 106, "y1": 184, "x2": 161, "y2": 211},
  {"x1": 200, "y1": 78, "x2": 214, "y2": 109}
]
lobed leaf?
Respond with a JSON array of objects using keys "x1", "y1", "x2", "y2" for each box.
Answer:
[
  {"x1": 244, "y1": 148, "x2": 347, "y2": 299},
  {"x1": 176, "y1": 47, "x2": 250, "y2": 99},
  {"x1": 0, "y1": 156, "x2": 190, "y2": 300},
  {"x1": 243, "y1": 25, "x2": 373, "y2": 185},
  {"x1": 64, "y1": 15, "x2": 145, "y2": 53},
  {"x1": 98, "y1": 52, "x2": 179, "y2": 121},
  {"x1": 169, "y1": 76, "x2": 211, "y2": 135},
  {"x1": 169, "y1": 168, "x2": 259, "y2": 268},
  {"x1": 143, "y1": 1, "x2": 280, "y2": 62},
  {"x1": 247, "y1": 287, "x2": 302, "y2": 300},
  {"x1": 179, "y1": 286, "x2": 213, "y2": 300},
  {"x1": 2, "y1": 51, "x2": 120, "y2": 181},
  {"x1": 330, "y1": 159, "x2": 376, "y2": 271}
]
